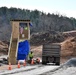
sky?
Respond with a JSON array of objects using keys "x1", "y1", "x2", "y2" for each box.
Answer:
[{"x1": 0, "y1": 0, "x2": 76, "y2": 18}]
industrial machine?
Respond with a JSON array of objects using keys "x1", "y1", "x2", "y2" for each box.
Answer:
[{"x1": 42, "y1": 43, "x2": 61, "y2": 65}]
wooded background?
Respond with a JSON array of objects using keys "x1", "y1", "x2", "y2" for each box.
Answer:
[{"x1": 0, "y1": 7, "x2": 76, "y2": 41}]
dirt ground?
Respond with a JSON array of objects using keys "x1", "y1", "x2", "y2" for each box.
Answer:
[
  {"x1": 0, "y1": 31, "x2": 76, "y2": 73},
  {"x1": 31, "y1": 40, "x2": 76, "y2": 64},
  {"x1": 31, "y1": 45, "x2": 42, "y2": 58},
  {"x1": 0, "y1": 43, "x2": 76, "y2": 71}
]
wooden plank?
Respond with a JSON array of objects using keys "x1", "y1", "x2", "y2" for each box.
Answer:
[
  {"x1": 12, "y1": 22, "x2": 19, "y2": 39},
  {"x1": 8, "y1": 37, "x2": 18, "y2": 64},
  {"x1": 8, "y1": 57, "x2": 17, "y2": 65}
]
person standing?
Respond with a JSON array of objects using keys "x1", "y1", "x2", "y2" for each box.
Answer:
[{"x1": 29, "y1": 51, "x2": 34, "y2": 63}]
